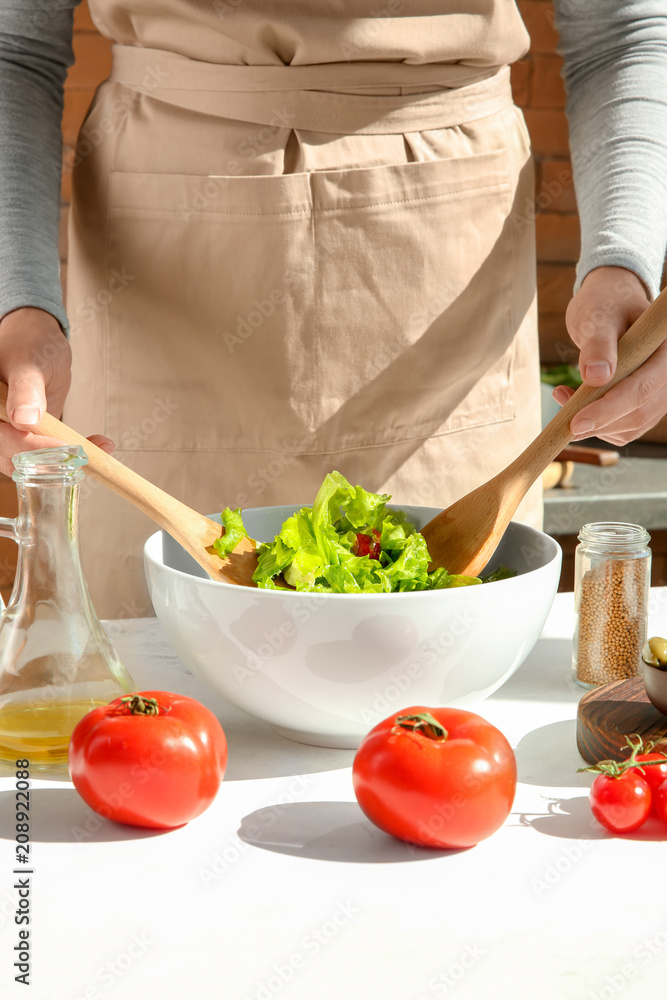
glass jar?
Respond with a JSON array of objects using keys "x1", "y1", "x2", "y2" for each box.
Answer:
[
  {"x1": 0, "y1": 446, "x2": 136, "y2": 766},
  {"x1": 572, "y1": 522, "x2": 651, "y2": 689}
]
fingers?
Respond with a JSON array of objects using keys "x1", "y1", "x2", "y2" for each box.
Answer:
[
  {"x1": 552, "y1": 345, "x2": 667, "y2": 444},
  {"x1": 567, "y1": 309, "x2": 617, "y2": 387},
  {"x1": 565, "y1": 267, "x2": 650, "y2": 387},
  {"x1": 571, "y1": 340, "x2": 667, "y2": 439},
  {"x1": 0, "y1": 309, "x2": 111, "y2": 471},
  {"x1": 4, "y1": 368, "x2": 47, "y2": 431},
  {"x1": 0, "y1": 308, "x2": 75, "y2": 470},
  {"x1": 87, "y1": 434, "x2": 116, "y2": 455},
  {"x1": 559, "y1": 267, "x2": 665, "y2": 445},
  {"x1": 0, "y1": 308, "x2": 72, "y2": 430},
  {"x1": 5, "y1": 357, "x2": 72, "y2": 429},
  {"x1": 585, "y1": 385, "x2": 667, "y2": 446},
  {"x1": 0, "y1": 422, "x2": 71, "y2": 476},
  {"x1": 552, "y1": 385, "x2": 573, "y2": 407},
  {"x1": 0, "y1": 425, "x2": 116, "y2": 478}
]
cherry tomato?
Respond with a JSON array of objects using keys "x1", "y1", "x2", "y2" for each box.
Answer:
[
  {"x1": 630, "y1": 753, "x2": 667, "y2": 814},
  {"x1": 589, "y1": 771, "x2": 651, "y2": 834},
  {"x1": 352, "y1": 706, "x2": 516, "y2": 849},
  {"x1": 68, "y1": 691, "x2": 227, "y2": 829},
  {"x1": 652, "y1": 779, "x2": 667, "y2": 825}
]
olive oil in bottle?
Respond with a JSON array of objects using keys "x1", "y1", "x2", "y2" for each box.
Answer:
[
  {"x1": 0, "y1": 447, "x2": 136, "y2": 767},
  {"x1": 0, "y1": 699, "x2": 108, "y2": 766}
]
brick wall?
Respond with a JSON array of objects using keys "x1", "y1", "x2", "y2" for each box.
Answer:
[
  {"x1": 512, "y1": 0, "x2": 577, "y2": 367},
  {"x1": 513, "y1": 0, "x2": 667, "y2": 443}
]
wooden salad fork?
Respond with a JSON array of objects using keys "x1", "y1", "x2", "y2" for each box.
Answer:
[
  {"x1": 0, "y1": 383, "x2": 259, "y2": 587},
  {"x1": 420, "y1": 285, "x2": 667, "y2": 577},
  {"x1": 3, "y1": 279, "x2": 666, "y2": 592}
]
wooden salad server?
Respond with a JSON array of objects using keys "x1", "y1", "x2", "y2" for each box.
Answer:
[
  {"x1": 0, "y1": 383, "x2": 259, "y2": 587},
  {"x1": 420, "y1": 284, "x2": 667, "y2": 577}
]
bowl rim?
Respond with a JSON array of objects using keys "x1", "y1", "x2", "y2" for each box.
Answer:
[
  {"x1": 640, "y1": 659, "x2": 667, "y2": 709},
  {"x1": 144, "y1": 508, "x2": 561, "y2": 601}
]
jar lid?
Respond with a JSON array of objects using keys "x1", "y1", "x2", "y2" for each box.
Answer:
[
  {"x1": 12, "y1": 445, "x2": 88, "y2": 483},
  {"x1": 578, "y1": 521, "x2": 651, "y2": 548}
]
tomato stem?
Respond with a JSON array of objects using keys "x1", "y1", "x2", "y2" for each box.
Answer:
[
  {"x1": 394, "y1": 712, "x2": 448, "y2": 741},
  {"x1": 117, "y1": 695, "x2": 165, "y2": 717},
  {"x1": 577, "y1": 733, "x2": 667, "y2": 778}
]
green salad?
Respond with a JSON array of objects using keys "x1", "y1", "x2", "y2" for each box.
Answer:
[
  {"x1": 213, "y1": 471, "x2": 514, "y2": 594},
  {"x1": 540, "y1": 363, "x2": 583, "y2": 391}
]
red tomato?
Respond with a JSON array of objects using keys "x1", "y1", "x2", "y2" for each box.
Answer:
[
  {"x1": 630, "y1": 753, "x2": 667, "y2": 814},
  {"x1": 352, "y1": 706, "x2": 516, "y2": 849},
  {"x1": 653, "y1": 779, "x2": 667, "y2": 825},
  {"x1": 353, "y1": 529, "x2": 382, "y2": 560},
  {"x1": 68, "y1": 691, "x2": 227, "y2": 829},
  {"x1": 589, "y1": 771, "x2": 651, "y2": 834}
]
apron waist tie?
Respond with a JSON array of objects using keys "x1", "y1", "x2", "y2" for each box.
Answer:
[{"x1": 109, "y1": 44, "x2": 514, "y2": 134}]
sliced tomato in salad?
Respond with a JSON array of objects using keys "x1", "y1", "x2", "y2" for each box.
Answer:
[{"x1": 353, "y1": 529, "x2": 382, "y2": 560}]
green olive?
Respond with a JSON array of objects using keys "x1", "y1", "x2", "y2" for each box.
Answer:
[{"x1": 642, "y1": 636, "x2": 667, "y2": 669}]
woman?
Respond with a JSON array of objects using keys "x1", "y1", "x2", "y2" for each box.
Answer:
[{"x1": 0, "y1": 1, "x2": 665, "y2": 617}]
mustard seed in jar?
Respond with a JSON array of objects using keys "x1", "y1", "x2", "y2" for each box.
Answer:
[{"x1": 572, "y1": 523, "x2": 651, "y2": 689}]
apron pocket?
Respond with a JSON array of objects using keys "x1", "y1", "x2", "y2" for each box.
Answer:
[
  {"x1": 305, "y1": 149, "x2": 515, "y2": 452},
  {"x1": 104, "y1": 147, "x2": 514, "y2": 455},
  {"x1": 104, "y1": 169, "x2": 316, "y2": 452}
]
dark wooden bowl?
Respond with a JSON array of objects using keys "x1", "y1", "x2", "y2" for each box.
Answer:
[{"x1": 641, "y1": 660, "x2": 667, "y2": 715}]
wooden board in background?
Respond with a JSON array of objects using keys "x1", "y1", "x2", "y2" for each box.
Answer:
[{"x1": 577, "y1": 676, "x2": 667, "y2": 764}]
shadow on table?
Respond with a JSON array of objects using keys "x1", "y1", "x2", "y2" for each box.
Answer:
[
  {"x1": 0, "y1": 787, "x2": 168, "y2": 844},
  {"x1": 514, "y1": 719, "x2": 591, "y2": 788},
  {"x1": 237, "y1": 800, "x2": 465, "y2": 863},
  {"x1": 512, "y1": 793, "x2": 667, "y2": 842}
]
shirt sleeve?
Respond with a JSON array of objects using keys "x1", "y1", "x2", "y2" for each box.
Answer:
[
  {"x1": 554, "y1": 0, "x2": 667, "y2": 299},
  {"x1": 0, "y1": 1, "x2": 78, "y2": 333}
]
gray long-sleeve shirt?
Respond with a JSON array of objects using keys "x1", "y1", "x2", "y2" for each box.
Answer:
[{"x1": 1, "y1": 0, "x2": 667, "y2": 335}]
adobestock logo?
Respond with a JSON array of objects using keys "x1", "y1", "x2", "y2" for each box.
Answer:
[
  {"x1": 416, "y1": 943, "x2": 485, "y2": 997},
  {"x1": 240, "y1": 901, "x2": 359, "y2": 1000},
  {"x1": 359, "y1": 609, "x2": 478, "y2": 725},
  {"x1": 531, "y1": 839, "x2": 594, "y2": 897}
]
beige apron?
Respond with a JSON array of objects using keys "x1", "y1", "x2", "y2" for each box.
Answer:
[{"x1": 66, "y1": 3, "x2": 541, "y2": 619}]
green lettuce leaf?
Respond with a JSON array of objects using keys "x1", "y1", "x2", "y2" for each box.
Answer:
[
  {"x1": 252, "y1": 537, "x2": 295, "y2": 586},
  {"x1": 480, "y1": 565, "x2": 516, "y2": 583},
  {"x1": 432, "y1": 573, "x2": 483, "y2": 589},
  {"x1": 212, "y1": 507, "x2": 248, "y2": 558},
  {"x1": 228, "y1": 470, "x2": 513, "y2": 594},
  {"x1": 380, "y1": 532, "x2": 431, "y2": 589}
]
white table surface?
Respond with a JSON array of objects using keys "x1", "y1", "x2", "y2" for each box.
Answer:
[{"x1": 3, "y1": 589, "x2": 667, "y2": 1000}]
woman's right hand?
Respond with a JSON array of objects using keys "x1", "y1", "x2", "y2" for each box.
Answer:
[{"x1": 0, "y1": 307, "x2": 114, "y2": 477}]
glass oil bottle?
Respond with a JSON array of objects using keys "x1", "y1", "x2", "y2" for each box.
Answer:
[{"x1": 0, "y1": 446, "x2": 136, "y2": 766}]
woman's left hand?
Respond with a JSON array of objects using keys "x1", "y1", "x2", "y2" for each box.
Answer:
[{"x1": 553, "y1": 265, "x2": 667, "y2": 446}]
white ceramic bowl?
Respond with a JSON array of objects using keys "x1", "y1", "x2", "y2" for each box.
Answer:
[{"x1": 144, "y1": 506, "x2": 561, "y2": 748}]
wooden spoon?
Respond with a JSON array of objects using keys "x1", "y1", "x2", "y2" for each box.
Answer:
[
  {"x1": 0, "y1": 384, "x2": 259, "y2": 587},
  {"x1": 420, "y1": 285, "x2": 667, "y2": 577}
]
